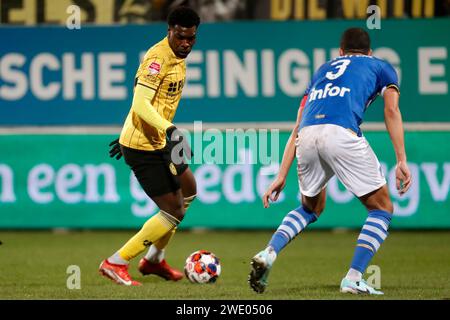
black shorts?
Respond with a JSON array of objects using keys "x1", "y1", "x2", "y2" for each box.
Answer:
[{"x1": 121, "y1": 145, "x2": 188, "y2": 197}]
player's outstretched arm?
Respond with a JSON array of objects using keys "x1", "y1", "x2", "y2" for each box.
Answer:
[
  {"x1": 132, "y1": 83, "x2": 190, "y2": 158},
  {"x1": 383, "y1": 88, "x2": 412, "y2": 195},
  {"x1": 262, "y1": 96, "x2": 307, "y2": 208},
  {"x1": 132, "y1": 83, "x2": 174, "y2": 132}
]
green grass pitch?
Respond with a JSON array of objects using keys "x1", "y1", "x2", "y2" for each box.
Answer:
[{"x1": 0, "y1": 230, "x2": 449, "y2": 300}]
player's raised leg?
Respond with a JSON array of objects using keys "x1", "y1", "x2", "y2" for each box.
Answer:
[
  {"x1": 99, "y1": 191, "x2": 184, "y2": 286},
  {"x1": 249, "y1": 110, "x2": 329, "y2": 293},
  {"x1": 249, "y1": 190, "x2": 326, "y2": 293},
  {"x1": 139, "y1": 168, "x2": 197, "y2": 281}
]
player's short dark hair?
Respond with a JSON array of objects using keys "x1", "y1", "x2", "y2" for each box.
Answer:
[
  {"x1": 340, "y1": 28, "x2": 371, "y2": 54},
  {"x1": 167, "y1": 6, "x2": 200, "y2": 28}
]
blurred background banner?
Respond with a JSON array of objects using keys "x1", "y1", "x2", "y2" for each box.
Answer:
[
  {"x1": 1, "y1": 0, "x2": 448, "y2": 24},
  {"x1": 0, "y1": 132, "x2": 449, "y2": 229},
  {"x1": 1, "y1": 18, "x2": 449, "y2": 125}
]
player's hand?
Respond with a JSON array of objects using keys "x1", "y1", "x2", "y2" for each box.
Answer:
[
  {"x1": 262, "y1": 177, "x2": 286, "y2": 208},
  {"x1": 166, "y1": 126, "x2": 193, "y2": 163},
  {"x1": 109, "y1": 138, "x2": 122, "y2": 160},
  {"x1": 395, "y1": 161, "x2": 411, "y2": 196}
]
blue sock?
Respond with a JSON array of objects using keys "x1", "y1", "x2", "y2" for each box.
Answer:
[
  {"x1": 268, "y1": 205, "x2": 318, "y2": 254},
  {"x1": 350, "y1": 210, "x2": 392, "y2": 274}
]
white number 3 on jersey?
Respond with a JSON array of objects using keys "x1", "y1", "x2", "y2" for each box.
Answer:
[{"x1": 326, "y1": 59, "x2": 351, "y2": 80}]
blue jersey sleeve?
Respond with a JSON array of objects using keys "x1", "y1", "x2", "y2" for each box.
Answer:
[{"x1": 379, "y1": 62, "x2": 400, "y2": 96}]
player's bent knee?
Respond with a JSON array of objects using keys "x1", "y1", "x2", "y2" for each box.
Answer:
[
  {"x1": 314, "y1": 199, "x2": 326, "y2": 215},
  {"x1": 302, "y1": 193, "x2": 326, "y2": 216},
  {"x1": 168, "y1": 208, "x2": 185, "y2": 222},
  {"x1": 315, "y1": 206, "x2": 325, "y2": 216},
  {"x1": 384, "y1": 201, "x2": 394, "y2": 214},
  {"x1": 172, "y1": 201, "x2": 185, "y2": 219},
  {"x1": 160, "y1": 199, "x2": 185, "y2": 221},
  {"x1": 376, "y1": 194, "x2": 394, "y2": 213}
]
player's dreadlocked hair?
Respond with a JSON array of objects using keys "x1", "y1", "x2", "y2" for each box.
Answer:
[
  {"x1": 167, "y1": 6, "x2": 200, "y2": 28},
  {"x1": 340, "y1": 28, "x2": 371, "y2": 55}
]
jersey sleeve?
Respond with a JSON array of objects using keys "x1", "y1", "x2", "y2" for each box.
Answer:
[
  {"x1": 136, "y1": 53, "x2": 168, "y2": 90},
  {"x1": 378, "y1": 62, "x2": 400, "y2": 96}
]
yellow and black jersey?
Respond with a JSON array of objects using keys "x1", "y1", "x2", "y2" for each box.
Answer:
[{"x1": 120, "y1": 37, "x2": 186, "y2": 151}]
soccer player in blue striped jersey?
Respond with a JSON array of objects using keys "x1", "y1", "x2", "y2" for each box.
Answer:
[{"x1": 249, "y1": 28, "x2": 412, "y2": 295}]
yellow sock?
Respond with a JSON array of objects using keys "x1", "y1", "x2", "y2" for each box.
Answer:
[
  {"x1": 154, "y1": 228, "x2": 176, "y2": 250},
  {"x1": 153, "y1": 195, "x2": 196, "y2": 250},
  {"x1": 118, "y1": 210, "x2": 179, "y2": 261}
]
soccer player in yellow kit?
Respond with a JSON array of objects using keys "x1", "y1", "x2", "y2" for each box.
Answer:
[{"x1": 99, "y1": 6, "x2": 200, "y2": 286}]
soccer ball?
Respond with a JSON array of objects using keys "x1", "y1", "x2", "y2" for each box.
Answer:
[{"x1": 184, "y1": 250, "x2": 221, "y2": 284}]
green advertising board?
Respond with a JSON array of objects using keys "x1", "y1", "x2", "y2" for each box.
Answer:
[{"x1": 0, "y1": 131, "x2": 449, "y2": 229}]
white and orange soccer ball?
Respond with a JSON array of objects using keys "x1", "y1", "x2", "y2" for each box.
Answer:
[{"x1": 184, "y1": 250, "x2": 221, "y2": 284}]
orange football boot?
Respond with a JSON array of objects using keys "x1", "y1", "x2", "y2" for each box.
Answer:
[
  {"x1": 99, "y1": 259, "x2": 142, "y2": 286},
  {"x1": 138, "y1": 258, "x2": 183, "y2": 281}
]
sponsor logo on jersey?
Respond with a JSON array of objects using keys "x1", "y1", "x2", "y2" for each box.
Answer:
[
  {"x1": 168, "y1": 80, "x2": 184, "y2": 92},
  {"x1": 149, "y1": 62, "x2": 161, "y2": 75},
  {"x1": 167, "y1": 80, "x2": 185, "y2": 97},
  {"x1": 308, "y1": 83, "x2": 351, "y2": 102}
]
